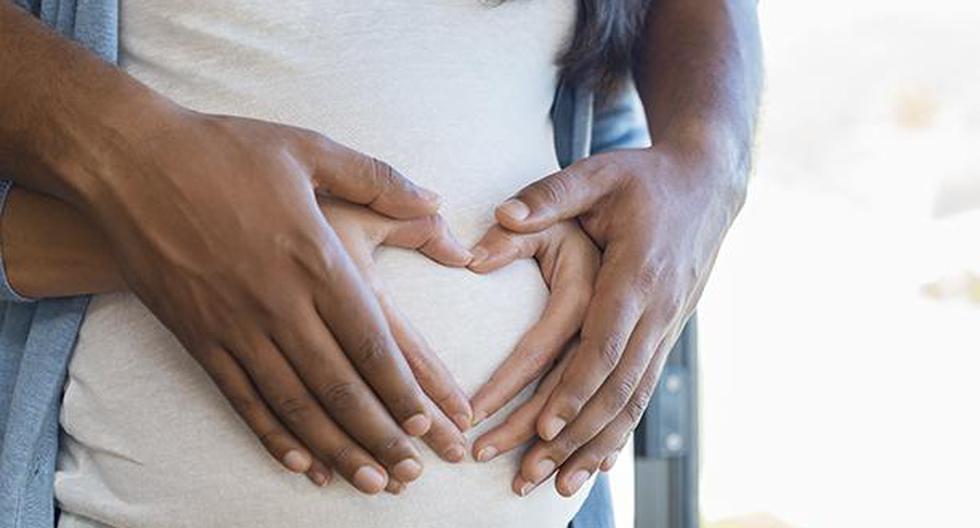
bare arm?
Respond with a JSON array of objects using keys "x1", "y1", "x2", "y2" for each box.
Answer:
[
  {"x1": 0, "y1": 3, "x2": 170, "y2": 205},
  {"x1": 1, "y1": 186, "x2": 122, "y2": 298},
  {"x1": 0, "y1": 181, "x2": 475, "y2": 491},
  {"x1": 635, "y1": 0, "x2": 762, "y2": 190},
  {"x1": 473, "y1": 0, "x2": 763, "y2": 497},
  {"x1": 0, "y1": 3, "x2": 474, "y2": 494}
]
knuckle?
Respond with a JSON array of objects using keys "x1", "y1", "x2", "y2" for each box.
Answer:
[
  {"x1": 330, "y1": 443, "x2": 357, "y2": 468},
  {"x1": 388, "y1": 388, "x2": 421, "y2": 417},
  {"x1": 431, "y1": 386, "x2": 457, "y2": 407},
  {"x1": 634, "y1": 381, "x2": 655, "y2": 409},
  {"x1": 625, "y1": 393, "x2": 649, "y2": 423},
  {"x1": 594, "y1": 159, "x2": 627, "y2": 186},
  {"x1": 277, "y1": 396, "x2": 314, "y2": 423},
  {"x1": 226, "y1": 393, "x2": 259, "y2": 418},
  {"x1": 595, "y1": 333, "x2": 628, "y2": 371},
  {"x1": 373, "y1": 435, "x2": 409, "y2": 457},
  {"x1": 579, "y1": 455, "x2": 604, "y2": 473},
  {"x1": 297, "y1": 127, "x2": 328, "y2": 147},
  {"x1": 257, "y1": 428, "x2": 289, "y2": 449},
  {"x1": 289, "y1": 238, "x2": 342, "y2": 287},
  {"x1": 415, "y1": 215, "x2": 443, "y2": 245},
  {"x1": 631, "y1": 261, "x2": 661, "y2": 296},
  {"x1": 554, "y1": 386, "x2": 588, "y2": 415},
  {"x1": 427, "y1": 212, "x2": 447, "y2": 231},
  {"x1": 605, "y1": 382, "x2": 634, "y2": 414},
  {"x1": 554, "y1": 435, "x2": 583, "y2": 457},
  {"x1": 319, "y1": 381, "x2": 360, "y2": 412},
  {"x1": 353, "y1": 333, "x2": 392, "y2": 366},
  {"x1": 566, "y1": 385, "x2": 591, "y2": 411},
  {"x1": 368, "y1": 156, "x2": 399, "y2": 188},
  {"x1": 526, "y1": 350, "x2": 555, "y2": 376},
  {"x1": 572, "y1": 449, "x2": 604, "y2": 471},
  {"x1": 528, "y1": 174, "x2": 572, "y2": 206},
  {"x1": 501, "y1": 413, "x2": 528, "y2": 434}
]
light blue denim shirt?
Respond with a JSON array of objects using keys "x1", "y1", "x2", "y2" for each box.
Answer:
[{"x1": 0, "y1": 1, "x2": 650, "y2": 526}]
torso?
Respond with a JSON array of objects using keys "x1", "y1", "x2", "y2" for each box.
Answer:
[{"x1": 55, "y1": 1, "x2": 590, "y2": 527}]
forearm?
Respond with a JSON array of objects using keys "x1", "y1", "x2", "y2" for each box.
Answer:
[
  {"x1": 634, "y1": 0, "x2": 763, "y2": 203},
  {"x1": 0, "y1": 3, "x2": 178, "y2": 210},
  {"x1": 1, "y1": 185, "x2": 124, "y2": 298}
]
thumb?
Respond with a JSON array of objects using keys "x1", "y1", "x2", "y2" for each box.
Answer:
[
  {"x1": 383, "y1": 214, "x2": 473, "y2": 267},
  {"x1": 301, "y1": 131, "x2": 441, "y2": 219},
  {"x1": 495, "y1": 156, "x2": 619, "y2": 233},
  {"x1": 467, "y1": 225, "x2": 547, "y2": 274}
]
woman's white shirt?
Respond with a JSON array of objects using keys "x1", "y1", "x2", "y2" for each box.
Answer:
[{"x1": 55, "y1": 1, "x2": 591, "y2": 527}]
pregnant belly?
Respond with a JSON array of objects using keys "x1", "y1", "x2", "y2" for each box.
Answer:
[{"x1": 56, "y1": 249, "x2": 594, "y2": 528}]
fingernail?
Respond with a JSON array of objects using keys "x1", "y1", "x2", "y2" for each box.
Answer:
[
  {"x1": 515, "y1": 477, "x2": 536, "y2": 497},
  {"x1": 469, "y1": 246, "x2": 489, "y2": 268},
  {"x1": 532, "y1": 458, "x2": 557, "y2": 482},
  {"x1": 540, "y1": 417, "x2": 566, "y2": 441},
  {"x1": 444, "y1": 444, "x2": 466, "y2": 463},
  {"x1": 386, "y1": 479, "x2": 405, "y2": 495},
  {"x1": 353, "y1": 466, "x2": 387, "y2": 494},
  {"x1": 453, "y1": 413, "x2": 472, "y2": 432},
  {"x1": 471, "y1": 410, "x2": 488, "y2": 427},
  {"x1": 282, "y1": 450, "x2": 311, "y2": 473},
  {"x1": 476, "y1": 446, "x2": 498, "y2": 463},
  {"x1": 402, "y1": 413, "x2": 431, "y2": 436},
  {"x1": 417, "y1": 187, "x2": 442, "y2": 205},
  {"x1": 307, "y1": 468, "x2": 330, "y2": 487},
  {"x1": 601, "y1": 451, "x2": 620, "y2": 471},
  {"x1": 497, "y1": 199, "x2": 530, "y2": 221},
  {"x1": 566, "y1": 469, "x2": 591, "y2": 495},
  {"x1": 392, "y1": 458, "x2": 423, "y2": 482}
]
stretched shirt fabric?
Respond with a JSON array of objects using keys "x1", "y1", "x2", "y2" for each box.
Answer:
[
  {"x1": 60, "y1": 1, "x2": 588, "y2": 527},
  {"x1": 0, "y1": 1, "x2": 650, "y2": 527}
]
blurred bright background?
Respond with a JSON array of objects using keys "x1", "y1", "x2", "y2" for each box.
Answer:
[{"x1": 695, "y1": 0, "x2": 980, "y2": 526}]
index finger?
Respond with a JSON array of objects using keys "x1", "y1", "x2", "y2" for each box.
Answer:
[
  {"x1": 469, "y1": 227, "x2": 597, "y2": 425},
  {"x1": 472, "y1": 354, "x2": 571, "y2": 465},
  {"x1": 376, "y1": 280, "x2": 473, "y2": 434},
  {"x1": 313, "y1": 225, "x2": 432, "y2": 437},
  {"x1": 330, "y1": 213, "x2": 473, "y2": 433},
  {"x1": 383, "y1": 214, "x2": 473, "y2": 268},
  {"x1": 534, "y1": 245, "x2": 649, "y2": 441}
]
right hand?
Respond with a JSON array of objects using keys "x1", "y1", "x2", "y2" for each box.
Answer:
[
  {"x1": 316, "y1": 198, "x2": 476, "y2": 493},
  {"x1": 84, "y1": 110, "x2": 456, "y2": 495}
]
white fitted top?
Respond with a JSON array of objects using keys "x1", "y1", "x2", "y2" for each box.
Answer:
[{"x1": 55, "y1": 1, "x2": 592, "y2": 527}]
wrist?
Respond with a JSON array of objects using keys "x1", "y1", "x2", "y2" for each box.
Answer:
[
  {"x1": 0, "y1": 8, "x2": 187, "y2": 212},
  {"x1": 654, "y1": 120, "x2": 751, "y2": 220},
  {"x1": 51, "y1": 87, "x2": 188, "y2": 214}
]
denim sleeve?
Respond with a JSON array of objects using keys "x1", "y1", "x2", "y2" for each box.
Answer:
[
  {"x1": 590, "y1": 80, "x2": 651, "y2": 154},
  {"x1": 0, "y1": 179, "x2": 35, "y2": 303}
]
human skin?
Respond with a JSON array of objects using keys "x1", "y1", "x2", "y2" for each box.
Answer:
[
  {"x1": 0, "y1": 186, "x2": 602, "y2": 495},
  {"x1": 0, "y1": 0, "x2": 762, "y2": 500},
  {"x1": 0, "y1": 3, "x2": 474, "y2": 495},
  {"x1": 469, "y1": 0, "x2": 764, "y2": 497},
  {"x1": 0, "y1": 187, "x2": 477, "y2": 493}
]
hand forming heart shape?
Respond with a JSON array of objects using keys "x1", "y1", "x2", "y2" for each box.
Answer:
[{"x1": 318, "y1": 197, "x2": 600, "y2": 489}]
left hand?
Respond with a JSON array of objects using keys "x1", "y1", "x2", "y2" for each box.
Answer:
[
  {"x1": 487, "y1": 142, "x2": 744, "y2": 497},
  {"x1": 466, "y1": 220, "x2": 600, "y2": 428}
]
